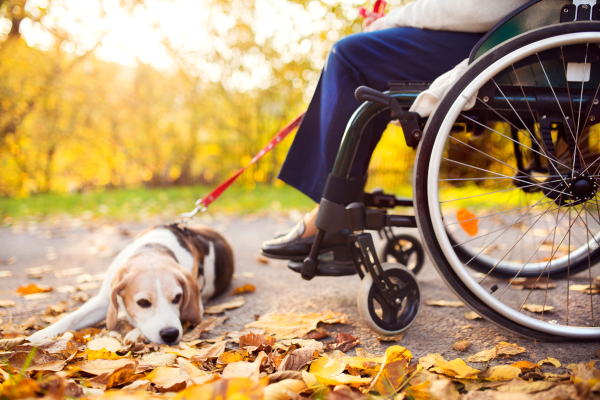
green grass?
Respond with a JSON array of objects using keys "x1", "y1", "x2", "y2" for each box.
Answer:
[{"x1": 0, "y1": 184, "x2": 316, "y2": 224}]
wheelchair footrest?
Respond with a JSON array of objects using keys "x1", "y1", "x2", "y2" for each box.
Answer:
[{"x1": 288, "y1": 260, "x2": 357, "y2": 277}]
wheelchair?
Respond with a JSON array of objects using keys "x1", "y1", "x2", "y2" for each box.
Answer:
[{"x1": 288, "y1": 0, "x2": 600, "y2": 340}]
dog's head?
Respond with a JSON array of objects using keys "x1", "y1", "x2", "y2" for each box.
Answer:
[{"x1": 106, "y1": 252, "x2": 202, "y2": 344}]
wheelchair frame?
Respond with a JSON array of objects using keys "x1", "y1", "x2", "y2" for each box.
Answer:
[{"x1": 291, "y1": 0, "x2": 600, "y2": 340}]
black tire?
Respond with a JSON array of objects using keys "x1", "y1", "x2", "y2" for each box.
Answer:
[
  {"x1": 414, "y1": 22, "x2": 600, "y2": 341},
  {"x1": 381, "y1": 234, "x2": 425, "y2": 275}
]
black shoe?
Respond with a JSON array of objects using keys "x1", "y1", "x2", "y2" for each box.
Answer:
[{"x1": 261, "y1": 221, "x2": 350, "y2": 261}]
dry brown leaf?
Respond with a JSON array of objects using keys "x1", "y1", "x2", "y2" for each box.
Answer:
[
  {"x1": 204, "y1": 297, "x2": 246, "y2": 314},
  {"x1": 45, "y1": 301, "x2": 70, "y2": 316},
  {"x1": 181, "y1": 317, "x2": 218, "y2": 342},
  {"x1": 425, "y1": 299, "x2": 465, "y2": 307},
  {"x1": 16, "y1": 283, "x2": 52, "y2": 295},
  {"x1": 453, "y1": 340, "x2": 471, "y2": 352},
  {"x1": 71, "y1": 292, "x2": 90, "y2": 302},
  {"x1": 231, "y1": 283, "x2": 256, "y2": 295},
  {"x1": 245, "y1": 312, "x2": 348, "y2": 339},
  {"x1": 522, "y1": 304, "x2": 554, "y2": 313},
  {"x1": 190, "y1": 340, "x2": 227, "y2": 362},
  {"x1": 304, "y1": 327, "x2": 331, "y2": 340},
  {"x1": 239, "y1": 331, "x2": 276, "y2": 352},
  {"x1": 467, "y1": 342, "x2": 525, "y2": 362},
  {"x1": 331, "y1": 332, "x2": 360, "y2": 353},
  {"x1": 465, "y1": 311, "x2": 482, "y2": 320},
  {"x1": 279, "y1": 347, "x2": 316, "y2": 371},
  {"x1": 376, "y1": 333, "x2": 404, "y2": 342},
  {"x1": 8, "y1": 350, "x2": 66, "y2": 372},
  {"x1": 73, "y1": 358, "x2": 137, "y2": 375}
]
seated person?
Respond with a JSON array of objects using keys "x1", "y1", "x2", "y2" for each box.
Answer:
[{"x1": 262, "y1": 0, "x2": 530, "y2": 260}]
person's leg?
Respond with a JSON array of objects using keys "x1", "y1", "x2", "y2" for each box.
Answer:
[
  {"x1": 264, "y1": 28, "x2": 484, "y2": 257},
  {"x1": 279, "y1": 27, "x2": 484, "y2": 203}
]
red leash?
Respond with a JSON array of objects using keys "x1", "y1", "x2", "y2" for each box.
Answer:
[
  {"x1": 180, "y1": 111, "x2": 305, "y2": 220},
  {"x1": 358, "y1": 0, "x2": 387, "y2": 18}
]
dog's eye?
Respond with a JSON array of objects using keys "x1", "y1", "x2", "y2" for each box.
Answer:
[
  {"x1": 137, "y1": 299, "x2": 151, "y2": 308},
  {"x1": 172, "y1": 294, "x2": 182, "y2": 304}
]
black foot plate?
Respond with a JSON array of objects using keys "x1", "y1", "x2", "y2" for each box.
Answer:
[{"x1": 288, "y1": 260, "x2": 357, "y2": 277}]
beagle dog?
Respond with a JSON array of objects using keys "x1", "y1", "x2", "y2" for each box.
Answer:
[{"x1": 28, "y1": 224, "x2": 234, "y2": 345}]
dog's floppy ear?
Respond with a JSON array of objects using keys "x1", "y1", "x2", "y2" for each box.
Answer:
[
  {"x1": 176, "y1": 268, "x2": 202, "y2": 325},
  {"x1": 106, "y1": 268, "x2": 129, "y2": 330}
]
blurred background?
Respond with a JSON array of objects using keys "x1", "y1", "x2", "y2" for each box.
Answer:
[{"x1": 0, "y1": 0, "x2": 415, "y2": 223}]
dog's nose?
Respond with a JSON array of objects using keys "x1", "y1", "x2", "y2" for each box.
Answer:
[{"x1": 159, "y1": 327, "x2": 179, "y2": 344}]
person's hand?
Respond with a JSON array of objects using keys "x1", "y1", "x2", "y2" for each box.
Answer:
[{"x1": 363, "y1": 10, "x2": 384, "y2": 32}]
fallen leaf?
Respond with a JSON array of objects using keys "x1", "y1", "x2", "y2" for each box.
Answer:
[
  {"x1": 231, "y1": 283, "x2": 256, "y2": 295},
  {"x1": 279, "y1": 347, "x2": 316, "y2": 371},
  {"x1": 0, "y1": 271, "x2": 12, "y2": 278},
  {"x1": 222, "y1": 351, "x2": 267, "y2": 381},
  {"x1": 511, "y1": 360, "x2": 539, "y2": 372},
  {"x1": 424, "y1": 354, "x2": 480, "y2": 379},
  {"x1": 73, "y1": 358, "x2": 137, "y2": 375},
  {"x1": 478, "y1": 365, "x2": 522, "y2": 381},
  {"x1": 239, "y1": 331, "x2": 276, "y2": 353},
  {"x1": 453, "y1": 340, "x2": 471, "y2": 352},
  {"x1": 0, "y1": 337, "x2": 24, "y2": 351},
  {"x1": 331, "y1": 332, "x2": 360, "y2": 353},
  {"x1": 309, "y1": 356, "x2": 371, "y2": 387},
  {"x1": 263, "y1": 379, "x2": 306, "y2": 400},
  {"x1": 146, "y1": 366, "x2": 187, "y2": 392},
  {"x1": 0, "y1": 300, "x2": 16, "y2": 307},
  {"x1": 495, "y1": 380, "x2": 556, "y2": 393},
  {"x1": 425, "y1": 299, "x2": 465, "y2": 307},
  {"x1": 465, "y1": 311, "x2": 482, "y2": 320},
  {"x1": 164, "y1": 343, "x2": 200, "y2": 359},
  {"x1": 85, "y1": 348, "x2": 129, "y2": 361},
  {"x1": 218, "y1": 349, "x2": 249, "y2": 365},
  {"x1": 16, "y1": 283, "x2": 52, "y2": 295},
  {"x1": 45, "y1": 301, "x2": 70, "y2": 316},
  {"x1": 204, "y1": 297, "x2": 246, "y2": 314},
  {"x1": 245, "y1": 312, "x2": 348, "y2": 339},
  {"x1": 304, "y1": 327, "x2": 330, "y2": 340},
  {"x1": 242, "y1": 272, "x2": 255, "y2": 278},
  {"x1": 467, "y1": 342, "x2": 525, "y2": 362},
  {"x1": 369, "y1": 345, "x2": 413, "y2": 394},
  {"x1": 376, "y1": 333, "x2": 404, "y2": 342},
  {"x1": 255, "y1": 254, "x2": 269, "y2": 264},
  {"x1": 71, "y1": 292, "x2": 90, "y2": 302},
  {"x1": 87, "y1": 337, "x2": 121, "y2": 352},
  {"x1": 23, "y1": 293, "x2": 52, "y2": 300},
  {"x1": 457, "y1": 208, "x2": 478, "y2": 236},
  {"x1": 141, "y1": 351, "x2": 177, "y2": 367},
  {"x1": 122, "y1": 379, "x2": 151, "y2": 391},
  {"x1": 190, "y1": 340, "x2": 227, "y2": 362},
  {"x1": 55, "y1": 267, "x2": 85, "y2": 277},
  {"x1": 25, "y1": 266, "x2": 53, "y2": 277},
  {"x1": 76, "y1": 282, "x2": 100, "y2": 291},
  {"x1": 522, "y1": 304, "x2": 554, "y2": 313},
  {"x1": 56, "y1": 285, "x2": 76, "y2": 293},
  {"x1": 538, "y1": 357, "x2": 561, "y2": 368},
  {"x1": 172, "y1": 377, "x2": 267, "y2": 400},
  {"x1": 9, "y1": 350, "x2": 66, "y2": 372},
  {"x1": 181, "y1": 317, "x2": 218, "y2": 342},
  {"x1": 511, "y1": 277, "x2": 556, "y2": 290}
]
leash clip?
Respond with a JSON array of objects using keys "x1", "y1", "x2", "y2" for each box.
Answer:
[{"x1": 180, "y1": 199, "x2": 208, "y2": 226}]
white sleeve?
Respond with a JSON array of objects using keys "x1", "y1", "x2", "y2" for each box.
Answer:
[{"x1": 366, "y1": 0, "x2": 531, "y2": 33}]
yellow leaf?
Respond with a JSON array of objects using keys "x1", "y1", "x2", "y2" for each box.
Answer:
[
  {"x1": 263, "y1": 379, "x2": 306, "y2": 400},
  {"x1": 84, "y1": 348, "x2": 129, "y2": 360},
  {"x1": 231, "y1": 284, "x2": 256, "y2": 295},
  {"x1": 222, "y1": 351, "x2": 267, "y2": 381},
  {"x1": 457, "y1": 208, "x2": 478, "y2": 236},
  {"x1": 478, "y1": 365, "x2": 522, "y2": 381},
  {"x1": 245, "y1": 312, "x2": 347, "y2": 339},
  {"x1": 538, "y1": 357, "x2": 561, "y2": 368},
  {"x1": 173, "y1": 377, "x2": 267, "y2": 400},
  {"x1": 369, "y1": 345, "x2": 412, "y2": 395},
  {"x1": 428, "y1": 355, "x2": 480, "y2": 379},
  {"x1": 164, "y1": 343, "x2": 200, "y2": 359},
  {"x1": 204, "y1": 297, "x2": 246, "y2": 314},
  {"x1": 72, "y1": 359, "x2": 137, "y2": 375},
  {"x1": 522, "y1": 304, "x2": 554, "y2": 313},
  {"x1": 309, "y1": 356, "x2": 371, "y2": 387},
  {"x1": 218, "y1": 349, "x2": 249, "y2": 365}
]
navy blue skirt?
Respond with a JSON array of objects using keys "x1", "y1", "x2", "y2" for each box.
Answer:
[{"x1": 278, "y1": 27, "x2": 483, "y2": 203}]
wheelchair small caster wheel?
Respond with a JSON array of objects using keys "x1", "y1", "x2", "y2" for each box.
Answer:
[
  {"x1": 357, "y1": 262, "x2": 420, "y2": 336},
  {"x1": 381, "y1": 234, "x2": 425, "y2": 275}
]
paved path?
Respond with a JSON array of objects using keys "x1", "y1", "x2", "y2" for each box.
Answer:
[{"x1": 0, "y1": 215, "x2": 598, "y2": 368}]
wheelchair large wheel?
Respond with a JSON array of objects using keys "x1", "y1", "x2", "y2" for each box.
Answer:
[{"x1": 415, "y1": 22, "x2": 600, "y2": 340}]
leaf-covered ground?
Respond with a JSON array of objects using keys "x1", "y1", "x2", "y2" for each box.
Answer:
[{"x1": 1, "y1": 309, "x2": 600, "y2": 400}]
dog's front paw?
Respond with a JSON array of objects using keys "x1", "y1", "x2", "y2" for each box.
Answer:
[
  {"x1": 28, "y1": 326, "x2": 63, "y2": 343},
  {"x1": 124, "y1": 328, "x2": 146, "y2": 346}
]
